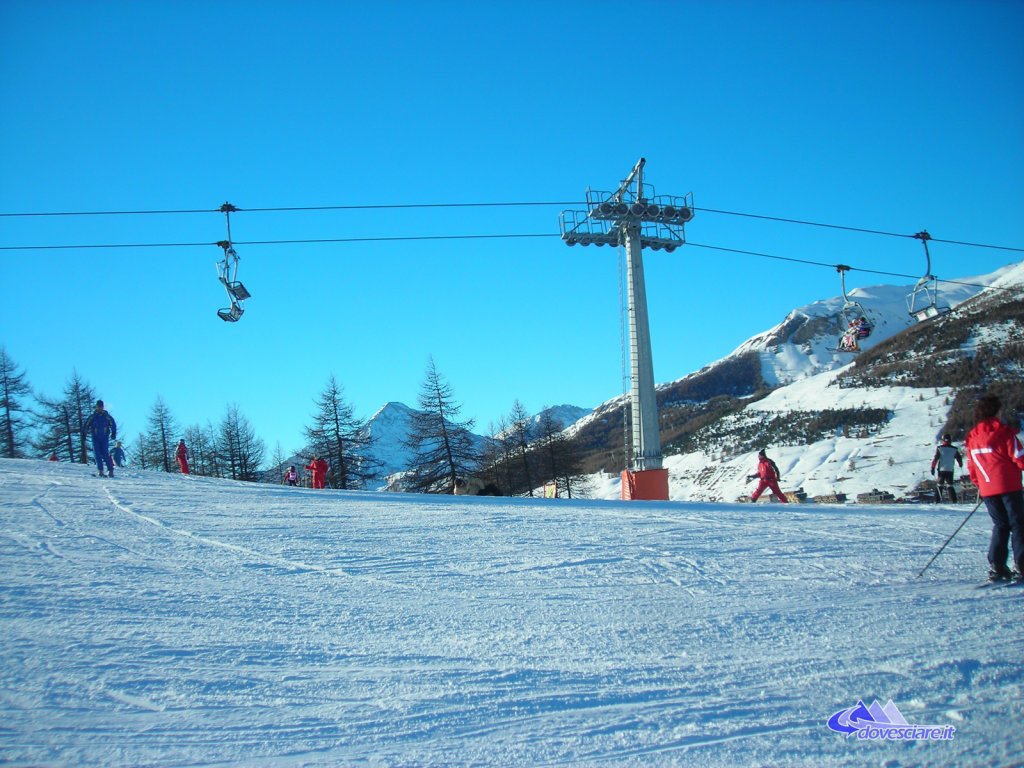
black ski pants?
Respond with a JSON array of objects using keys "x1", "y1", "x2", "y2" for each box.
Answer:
[
  {"x1": 935, "y1": 471, "x2": 957, "y2": 502},
  {"x1": 984, "y1": 490, "x2": 1024, "y2": 573}
]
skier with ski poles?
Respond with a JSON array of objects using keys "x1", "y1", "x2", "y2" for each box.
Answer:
[
  {"x1": 965, "y1": 394, "x2": 1024, "y2": 581},
  {"x1": 930, "y1": 434, "x2": 963, "y2": 503}
]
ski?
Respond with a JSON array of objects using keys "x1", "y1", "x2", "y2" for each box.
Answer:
[{"x1": 975, "y1": 576, "x2": 1024, "y2": 590}]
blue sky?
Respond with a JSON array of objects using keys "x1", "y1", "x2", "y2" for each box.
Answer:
[{"x1": 2, "y1": 0, "x2": 1022, "y2": 457}]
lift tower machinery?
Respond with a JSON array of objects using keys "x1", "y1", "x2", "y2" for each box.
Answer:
[{"x1": 560, "y1": 159, "x2": 693, "y2": 500}]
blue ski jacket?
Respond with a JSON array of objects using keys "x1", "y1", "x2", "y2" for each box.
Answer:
[{"x1": 84, "y1": 411, "x2": 117, "y2": 442}]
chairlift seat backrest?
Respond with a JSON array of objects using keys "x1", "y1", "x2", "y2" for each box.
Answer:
[
  {"x1": 217, "y1": 304, "x2": 244, "y2": 322},
  {"x1": 912, "y1": 304, "x2": 951, "y2": 323},
  {"x1": 226, "y1": 281, "x2": 251, "y2": 301}
]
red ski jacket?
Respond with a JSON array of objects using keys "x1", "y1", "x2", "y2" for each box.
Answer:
[
  {"x1": 966, "y1": 418, "x2": 1024, "y2": 496},
  {"x1": 757, "y1": 456, "x2": 781, "y2": 482}
]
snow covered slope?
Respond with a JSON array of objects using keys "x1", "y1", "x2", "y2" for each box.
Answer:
[
  {"x1": 660, "y1": 367, "x2": 956, "y2": 502},
  {"x1": 1, "y1": 458, "x2": 1020, "y2": 766}
]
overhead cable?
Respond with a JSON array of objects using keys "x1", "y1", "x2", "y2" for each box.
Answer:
[
  {"x1": 0, "y1": 199, "x2": 1020, "y2": 253},
  {"x1": 685, "y1": 242, "x2": 1017, "y2": 292},
  {"x1": 0, "y1": 202, "x2": 581, "y2": 217},
  {"x1": 693, "y1": 207, "x2": 1024, "y2": 253},
  {"x1": 0, "y1": 233, "x2": 559, "y2": 251},
  {"x1": 0, "y1": 232, "x2": 1015, "y2": 293}
]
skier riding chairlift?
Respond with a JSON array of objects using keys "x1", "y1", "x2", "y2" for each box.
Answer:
[{"x1": 835, "y1": 265, "x2": 872, "y2": 352}]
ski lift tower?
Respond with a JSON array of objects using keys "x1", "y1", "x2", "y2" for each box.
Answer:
[{"x1": 560, "y1": 158, "x2": 694, "y2": 500}]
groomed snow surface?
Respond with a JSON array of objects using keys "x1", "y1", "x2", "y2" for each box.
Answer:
[{"x1": 2, "y1": 459, "x2": 1021, "y2": 767}]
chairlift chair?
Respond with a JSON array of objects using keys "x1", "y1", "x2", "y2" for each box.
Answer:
[
  {"x1": 906, "y1": 231, "x2": 950, "y2": 322},
  {"x1": 835, "y1": 264, "x2": 872, "y2": 353},
  {"x1": 217, "y1": 303, "x2": 244, "y2": 323},
  {"x1": 224, "y1": 280, "x2": 251, "y2": 301},
  {"x1": 215, "y1": 237, "x2": 251, "y2": 322}
]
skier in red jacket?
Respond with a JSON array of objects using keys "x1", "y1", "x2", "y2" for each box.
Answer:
[
  {"x1": 176, "y1": 439, "x2": 190, "y2": 475},
  {"x1": 306, "y1": 455, "x2": 328, "y2": 489},
  {"x1": 966, "y1": 394, "x2": 1024, "y2": 580},
  {"x1": 750, "y1": 449, "x2": 788, "y2": 503}
]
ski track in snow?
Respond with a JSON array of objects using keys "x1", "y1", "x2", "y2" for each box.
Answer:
[{"x1": 1, "y1": 459, "x2": 1021, "y2": 767}]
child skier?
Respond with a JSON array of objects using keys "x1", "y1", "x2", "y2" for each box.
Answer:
[{"x1": 111, "y1": 440, "x2": 126, "y2": 468}]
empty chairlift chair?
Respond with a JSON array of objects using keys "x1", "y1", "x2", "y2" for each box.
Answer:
[
  {"x1": 215, "y1": 241, "x2": 250, "y2": 322},
  {"x1": 906, "y1": 231, "x2": 950, "y2": 322}
]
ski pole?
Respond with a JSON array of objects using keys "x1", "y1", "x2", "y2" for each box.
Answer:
[{"x1": 916, "y1": 497, "x2": 984, "y2": 578}]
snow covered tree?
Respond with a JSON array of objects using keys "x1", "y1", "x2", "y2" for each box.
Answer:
[
  {"x1": 403, "y1": 357, "x2": 480, "y2": 494},
  {"x1": 304, "y1": 375, "x2": 379, "y2": 489},
  {"x1": 142, "y1": 396, "x2": 179, "y2": 472},
  {"x1": 0, "y1": 347, "x2": 34, "y2": 458},
  {"x1": 216, "y1": 404, "x2": 265, "y2": 481}
]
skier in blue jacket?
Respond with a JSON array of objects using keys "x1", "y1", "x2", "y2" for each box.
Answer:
[{"x1": 84, "y1": 399, "x2": 117, "y2": 477}]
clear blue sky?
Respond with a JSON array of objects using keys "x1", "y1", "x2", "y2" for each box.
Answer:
[{"x1": 2, "y1": 0, "x2": 1022, "y2": 457}]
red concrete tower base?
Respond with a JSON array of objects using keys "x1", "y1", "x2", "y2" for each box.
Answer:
[{"x1": 621, "y1": 468, "x2": 670, "y2": 501}]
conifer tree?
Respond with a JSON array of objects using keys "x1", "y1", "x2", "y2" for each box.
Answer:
[
  {"x1": 130, "y1": 434, "x2": 152, "y2": 470},
  {"x1": 535, "y1": 409, "x2": 589, "y2": 499},
  {"x1": 183, "y1": 422, "x2": 218, "y2": 477},
  {"x1": 507, "y1": 399, "x2": 536, "y2": 496},
  {"x1": 304, "y1": 375, "x2": 378, "y2": 489},
  {"x1": 33, "y1": 372, "x2": 96, "y2": 463},
  {"x1": 34, "y1": 393, "x2": 77, "y2": 462},
  {"x1": 0, "y1": 347, "x2": 33, "y2": 458},
  {"x1": 144, "y1": 396, "x2": 179, "y2": 472},
  {"x1": 216, "y1": 404, "x2": 265, "y2": 481},
  {"x1": 403, "y1": 357, "x2": 480, "y2": 493}
]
